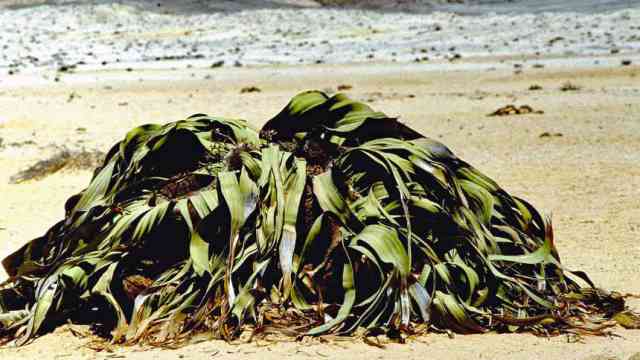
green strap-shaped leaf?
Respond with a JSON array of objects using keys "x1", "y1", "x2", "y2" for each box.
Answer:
[
  {"x1": 131, "y1": 200, "x2": 171, "y2": 243},
  {"x1": 280, "y1": 159, "x2": 306, "y2": 297},
  {"x1": 460, "y1": 179, "x2": 495, "y2": 224},
  {"x1": 313, "y1": 171, "x2": 350, "y2": 224},
  {"x1": 306, "y1": 258, "x2": 355, "y2": 335},
  {"x1": 218, "y1": 171, "x2": 245, "y2": 306},
  {"x1": 16, "y1": 277, "x2": 57, "y2": 345},
  {"x1": 189, "y1": 190, "x2": 219, "y2": 220},
  {"x1": 176, "y1": 198, "x2": 194, "y2": 232},
  {"x1": 71, "y1": 160, "x2": 116, "y2": 214},
  {"x1": 190, "y1": 230, "x2": 210, "y2": 276},
  {"x1": 489, "y1": 238, "x2": 559, "y2": 267},
  {"x1": 432, "y1": 291, "x2": 485, "y2": 334},
  {"x1": 97, "y1": 199, "x2": 149, "y2": 249},
  {"x1": 352, "y1": 224, "x2": 410, "y2": 277}
]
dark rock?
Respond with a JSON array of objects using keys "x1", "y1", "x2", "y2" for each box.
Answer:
[
  {"x1": 240, "y1": 86, "x2": 261, "y2": 94},
  {"x1": 539, "y1": 132, "x2": 563, "y2": 138},
  {"x1": 57, "y1": 64, "x2": 76, "y2": 73},
  {"x1": 560, "y1": 82, "x2": 581, "y2": 91}
]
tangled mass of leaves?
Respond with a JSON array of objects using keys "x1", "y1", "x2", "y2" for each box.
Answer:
[{"x1": 0, "y1": 91, "x2": 638, "y2": 347}]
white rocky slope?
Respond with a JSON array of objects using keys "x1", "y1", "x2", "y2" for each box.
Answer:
[{"x1": 0, "y1": 0, "x2": 639, "y2": 72}]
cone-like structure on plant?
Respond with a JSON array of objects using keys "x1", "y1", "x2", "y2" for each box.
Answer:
[{"x1": 0, "y1": 91, "x2": 637, "y2": 346}]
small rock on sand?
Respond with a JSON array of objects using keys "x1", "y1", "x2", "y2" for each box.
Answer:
[
  {"x1": 560, "y1": 81, "x2": 582, "y2": 91},
  {"x1": 539, "y1": 132, "x2": 563, "y2": 138},
  {"x1": 240, "y1": 86, "x2": 261, "y2": 94}
]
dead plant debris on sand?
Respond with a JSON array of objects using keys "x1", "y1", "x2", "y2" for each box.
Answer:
[
  {"x1": 488, "y1": 104, "x2": 544, "y2": 117},
  {"x1": 9, "y1": 147, "x2": 106, "y2": 184}
]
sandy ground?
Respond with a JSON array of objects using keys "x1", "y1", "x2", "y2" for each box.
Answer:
[{"x1": 1, "y1": 56, "x2": 640, "y2": 359}]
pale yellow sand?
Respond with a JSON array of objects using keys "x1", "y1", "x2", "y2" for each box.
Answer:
[{"x1": 0, "y1": 60, "x2": 639, "y2": 359}]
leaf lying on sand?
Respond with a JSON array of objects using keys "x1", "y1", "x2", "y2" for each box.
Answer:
[
  {"x1": 613, "y1": 311, "x2": 640, "y2": 329},
  {"x1": 0, "y1": 91, "x2": 636, "y2": 347}
]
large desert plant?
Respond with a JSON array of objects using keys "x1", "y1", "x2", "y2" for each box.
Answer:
[{"x1": 0, "y1": 91, "x2": 637, "y2": 346}]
